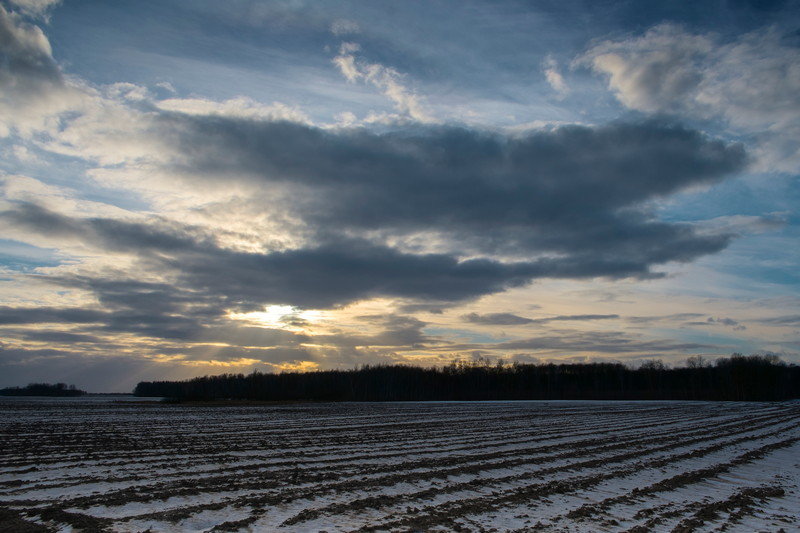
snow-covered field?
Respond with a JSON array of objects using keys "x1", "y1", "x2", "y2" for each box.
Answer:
[{"x1": 1, "y1": 399, "x2": 798, "y2": 532}]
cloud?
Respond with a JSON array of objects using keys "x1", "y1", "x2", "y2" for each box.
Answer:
[
  {"x1": 5, "y1": 0, "x2": 60, "y2": 20},
  {"x1": 0, "y1": 10, "x2": 748, "y2": 301},
  {"x1": 12, "y1": 330, "x2": 102, "y2": 344},
  {"x1": 317, "y1": 314, "x2": 436, "y2": 349},
  {"x1": 332, "y1": 41, "x2": 436, "y2": 123},
  {"x1": 427, "y1": 328, "x2": 729, "y2": 361},
  {"x1": 156, "y1": 96, "x2": 312, "y2": 123},
  {"x1": 463, "y1": 312, "x2": 535, "y2": 325},
  {"x1": 396, "y1": 302, "x2": 446, "y2": 314},
  {"x1": 683, "y1": 316, "x2": 747, "y2": 331},
  {"x1": 463, "y1": 312, "x2": 619, "y2": 325},
  {"x1": 0, "y1": 299, "x2": 444, "y2": 391},
  {"x1": 694, "y1": 214, "x2": 787, "y2": 236},
  {"x1": 3, "y1": 197, "x2": 742, "y2": 310},
  {"x1": 2, "y1": 111, "x2": 747, "y2": 309},
  {"x1": 708, "y1": 316, "x2": 741, "y2": 327},
  {"x1": 757, "y1": 314, "x2": 800, "y2": 326},
  {"x1": 0, "y1": 305, "x2": 107, "y2": 325},
  {"x1": 548, "y1": 314, "x2": 619, "y2": 321},
  {"x1": 2, "y1": 204, "x2": 543, "y2": 307},
  {"x1": 579, "y1": 24, "x2": 713, "y2": 114},
  {"x1": 330, "y1": 19, "x2": 359, "y2": 36},
  {"x1": 0, "y1": 5, "x2": 167, "y2": 171},
  {"x1": 0, "y1": 4, "x2": 84, "y2": 136},
  {"x1": 0, "y1": 174, "x2": 135, "y2": 226},
  {"x1": 494, "y1": 331, "x2": 721, "y2": 354},
  {"x1": 627, "y1": 313, "x2": 705, "y2": 324},
  {"x1": 580, "y1": 23, "x2": 800, "y2": 172},
  {"x1": 0, "y1": 8, "x2": 770, "y2": 383},
  {"x1": 543, "y1": 55, "x2": 569, "y2": 97},
  {"x1": 176, "y1": 345, "x2": 316, "y2": 364},
  {"x1": 155, "y1": 115, "x2": 743, "y2": 266}
]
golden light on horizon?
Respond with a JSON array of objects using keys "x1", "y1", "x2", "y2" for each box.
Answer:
[{"x1": 275, "y1": 360, "x2": 320, "y2": 372}]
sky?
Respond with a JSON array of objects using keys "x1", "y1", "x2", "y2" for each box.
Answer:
[{"x1": 0, "y1": 0, "x2": 799, "y2": 392}]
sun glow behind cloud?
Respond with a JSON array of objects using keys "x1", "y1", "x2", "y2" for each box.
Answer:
[{"x1": 230, "y1": 305, "x2": 327, "y2": 331}]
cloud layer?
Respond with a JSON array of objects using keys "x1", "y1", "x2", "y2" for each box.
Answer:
[{"x1": 3, "y1": 112, "x2": 747, "y2": 309}]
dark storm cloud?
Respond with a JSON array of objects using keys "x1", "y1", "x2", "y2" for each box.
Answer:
[
  {"x1": 464, "y1": 312, "x2": 620, "y2": 325},
  {"x1": 165, "y1": 239, "x2": 542, "y2": 308},
  {"x1": 396, "y1": 303, "x2": 446, "y2": 314},
  {"x1": 0, "y1": 302, "x2": 206, "y2": 340},
  {"x1": 159, "y1": 115, "x2": 745, "y2": 258},
  {"x1": 11, "y1": 330, "x2": 102, "y2": 344},
  {"x1": 44, "y1": 275, "x2": 226, "y2": 315},
  {"x1": 101, "y1": 312, "x2": 205, "y2": 340},
  {"x1": 0, "y1": 204, "x2": 558, "y2": 307},
  {"x1": 4, "y1": 194, "x2": 738, "y2": 309},
  {"x1": 1, "y1": 203, "x2": 211, "y2": 254},
  {"x1": 0, "y1": 305, "x2": 107, "y2": 324},
  {"x1": 4, "y1": 112, "x2": 747, "y2": 307}
]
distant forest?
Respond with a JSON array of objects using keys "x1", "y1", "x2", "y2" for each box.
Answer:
[
  {"x1": 134, "y1": 354, "x2": 800, "y2": 402},
  {"x1": 0, "y1": 383, "x2": 87, "y2": 397}
]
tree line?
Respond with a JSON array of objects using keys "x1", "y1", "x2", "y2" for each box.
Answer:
[
  {"x1": 0, "y1": 383, "x2": 87, "y2": 397},
  {"x1": 133, "y1": 354, "x2": 800, "y2": 402}
]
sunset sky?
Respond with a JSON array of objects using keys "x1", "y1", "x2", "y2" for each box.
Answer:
[{"x1": 1, "y1": 0, "x2": 798, "y2": 392}]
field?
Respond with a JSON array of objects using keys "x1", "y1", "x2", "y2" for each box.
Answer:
[{"x1": 1, "y1": 398, "x2": 798, "y2": 532}]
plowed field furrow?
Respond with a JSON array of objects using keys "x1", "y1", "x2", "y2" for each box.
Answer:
[
  {"x1": 9, "y1": 406, "x2": 790, "y2": 511},
  {"x1": 1, "y1": 405, "x2": 711, "y2": 458},
  {"x1": 292, "y1": 417, "x2": 799, "y2": 528},
  {"x1": 2, "y1": 399, "x2": 798, "y2": 533},
  {"x1": 354, "y1": 436, "x2": 799, "y2": 533},
  {"x1": 0, "y1": 406, "x2": 685, "y2": 467},
  {"x1": 0, "y1": 405, "x2": 719, "y2": 488},
  {"x1": 276, "y1": 418, "x2": 800, "y2": 527}
]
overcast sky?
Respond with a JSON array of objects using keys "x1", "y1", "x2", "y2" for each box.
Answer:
[{"x1": 1, "y1": 0, "x2": 798, "y2": 392}]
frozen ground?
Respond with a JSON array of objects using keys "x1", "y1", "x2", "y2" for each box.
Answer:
[{"x1": 0, "y1": 398, "x2": 798, "y2": 532}]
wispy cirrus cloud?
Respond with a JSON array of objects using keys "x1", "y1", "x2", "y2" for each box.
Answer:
[
  {"x1": 542, "y1": 55, "x2": 569, "y2": 98},
  {"x1": 332, "y1": 40, "x2": 436, "y2": 123}
]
